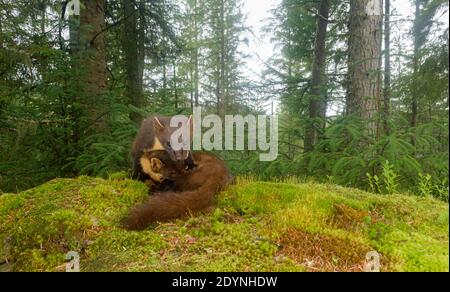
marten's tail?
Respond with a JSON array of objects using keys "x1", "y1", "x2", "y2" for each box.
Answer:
[{"x1": 122, "y1": 183, "x2": 218, "y2": 230}]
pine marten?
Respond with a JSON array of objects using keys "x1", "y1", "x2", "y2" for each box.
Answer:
[
  {"x1": 138, "y1": 150, "x2": 189, "y2": 192},
  {"x1": 131, "y1": 115, "x2": 194, "y2": 182},
  {"x1": 122, "y1": 152, "x2": 233, "y2": 230}
]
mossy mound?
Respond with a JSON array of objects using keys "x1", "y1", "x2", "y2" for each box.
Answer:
[{"x1": 0, "y1": 175, "x2": 448, "y2": 271}]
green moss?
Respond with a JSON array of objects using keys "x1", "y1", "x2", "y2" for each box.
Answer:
[
  {"x1": 0, "y1": 177, "x2": 448, "y2": 272},
  {"x1": 0, "y1": 194, "x2": 26, "y2": 216},
  {"x1": 108, "y1": 171, "x2": 130, "y2": 181}
]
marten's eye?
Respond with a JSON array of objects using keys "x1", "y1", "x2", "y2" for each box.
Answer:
[{"x1": 166, "y1": 142, "x2": 171, "y2": 148}]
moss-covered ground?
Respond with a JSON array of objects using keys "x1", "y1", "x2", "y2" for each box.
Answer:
[{"x1": 0, "y1": 174, "x2": 448, "y2": 272}]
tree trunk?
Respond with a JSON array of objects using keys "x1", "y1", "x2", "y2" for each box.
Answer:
[
  {"x1": 79, "y1": 0, "x2": 108, "y2": 132},
  {"x1": 375, "y1": 1, "x2": 383, "y2": 142},
  {"x1": 138, "y1": 0, "x2": 145, "y2": 85},
  {"x1": 123, "y1": 0, "x2": 144, "y2": 125},
  {"x1": 190, "y1": 67, "x2": 194, "y2": 110},
  {"x1": 411, "y1": 0, "x2": 420, "y2": 135},
  {"x1": 193, "y1": 0, "x2": 200, "y2": 107},
  {"x1": 383, "y1": 0, "x2": 391, "y2": 135},
  {"x1": 305, "y1": 0, "x2": 330, "y2": 152},
  {"x1": 194, "y1": 47, "x2": 199, "y2": 106},
  {"x1": 137, "y1": 0, "x2": 146, "y2": 113},
  {"x1": 346, "y1": 0, "x2": 382, "y2": 132},
  {"x1": 162, "y1": 59, "x2": 167, "y2": 101},
  {"x1": 173, "y1": 61, "x2": 178, "y2": 109},
  {"x1": 215, "y1": 55, "x2": 221, "y2": 114},
  {"x1": 219, "y1": 0, "x2": 226, "y2": 116}
]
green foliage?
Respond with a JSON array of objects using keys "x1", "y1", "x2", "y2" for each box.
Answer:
[
  {"x1": 418, "y1": 173, "x2": 449, "y2": 202},
  {"x1": 0, "y1": 0, "x2": 194, "y2": 192},
  {"x1": 367, "y1": 173, "x2": 382, "y2": 194},
  {"x1": 71, "y1": 106, "x2": 138, "y2": 177},
  {"x1": 365, "y1": 161, "x2": 399, "y2": 195},
  {"x1": 418, "y1": 173, "x2": 433, "y2": 197},
  {"x1": 381, "y1": 161, "x2": 399, "y2": 195},
  {"x1": 0, "y1": 0, "x2": 448, "y2": 209},
  {"x1": 229, "y1": 114, "x2": 448, "y2": 201},
  {"x1": 0, "y1": 177, "x2": 447, "y2": 271}
]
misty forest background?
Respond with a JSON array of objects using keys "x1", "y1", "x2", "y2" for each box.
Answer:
[{"x1": 0, "y1": 0, "x2": 448, "y2": 201}]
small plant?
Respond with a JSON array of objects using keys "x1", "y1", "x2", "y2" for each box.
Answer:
[
  {"x1": 381, "y1": 161, "x2": 399, "y2": 194},
  {"x1": 417, "y1": 174, "x2": 449, "y2": 202},
  {"x1": 326, "y1": 175, "x2": 335, "y2": 184},
  {"x1": 367, "y1": 161, "x2": 399, "y2": 194},
  {"x1": 418, "y1": 173, "x2": 433, "y2": 197},
  {"x1": 433, "y1": 179, "x2": 449, "y2": 202},
  {"x1": 367, "y1": 173, "x2": 381, "y2": 194}
]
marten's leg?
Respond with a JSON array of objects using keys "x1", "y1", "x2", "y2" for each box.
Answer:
[{"x1": 132, "y1": 154, "x2": 150, "y2": 181}]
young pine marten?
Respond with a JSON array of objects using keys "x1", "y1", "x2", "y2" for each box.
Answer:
[
  {"x1": 122, "y1": 152, "x2": 233, "y2": 230},
  {"x1": 138, "y1": 150, "x2": 187, "y2": 191}
]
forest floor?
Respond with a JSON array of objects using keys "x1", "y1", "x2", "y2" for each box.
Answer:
[{"x1": 0, "y1": 175, "x2": 448, "y2": 272}]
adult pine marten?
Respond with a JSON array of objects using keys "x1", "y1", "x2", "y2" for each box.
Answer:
[
  {"x1": 122, "y1": 152, "x2": 233, "y2": 230},
  {"x1": 131, "y1": 115, "x2": 194, "y2": 182}
]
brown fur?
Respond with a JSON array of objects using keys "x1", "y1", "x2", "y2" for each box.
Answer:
[
  {"x1": 122, "y1": 152, "x2": 233, "y2": 230},
  {"x1": 139, "y1": 150, "x2": 188, "y2": 192},
  {"x1": 131, "y1": 115, "x2": 194, "y2": 181}
]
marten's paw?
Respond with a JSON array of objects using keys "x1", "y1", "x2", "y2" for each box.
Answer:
[{"x1": 151, "y1": 173, "x2": 165, "y2": 183}]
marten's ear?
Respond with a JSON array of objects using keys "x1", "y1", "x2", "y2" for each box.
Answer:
[
  {"x1": 150, "y1": 158, "x2": 164, "y2": 172},
  {"x1": 153, "y1": 117, "x2": 165, "y2": 131}
]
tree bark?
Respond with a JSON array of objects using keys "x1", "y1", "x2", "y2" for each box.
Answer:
[
  {"x1": 411, "y1": 1, "x2": 420, "y2": 132},
  {"x1": 383, "y1": 0, "x2": 391, "y2": 135},
  {"x1": 123, "y1": 0, "x2": 144, "y2": 125},
  {"x1": 190, "y1": 68, "x2": 194, "y2": 110},
  {"x1": 346, "y1": 0, "x2": 382, "y2": 132},
  {"x1": 79, "y1": 0, "x2": 108, "y2": 132},
  {"x1": 137, "y1": 0, "x2": 146, "y2": 113},
  {"x1": 173, "y1": 61, "x2": 178, "y2": 109},
  {"x1": 219, "y1": 0, "x2": 226, "y2": 116},
  {"x1": 162, "y1": 58, "x2": 167, "y2": 101},
  {"x1": 193, "y1": 0, "x2": 200, "y2": 107},
  {"x1": 305, "y1": 0, "x2": 330, "y2": 152}
]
